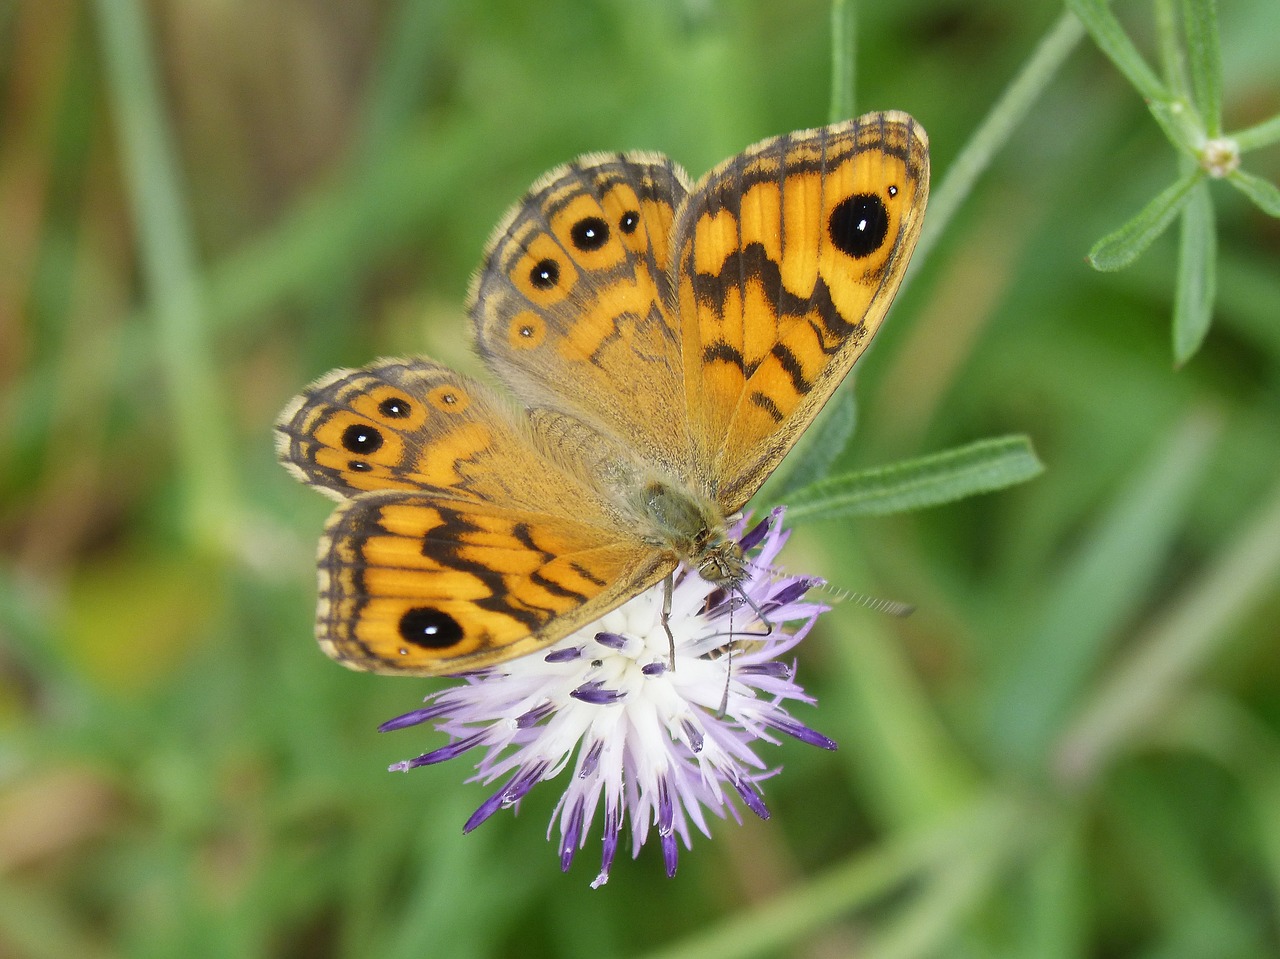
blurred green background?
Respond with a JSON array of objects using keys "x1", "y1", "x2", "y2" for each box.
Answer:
[{"x1": 2, "y1": 0, "x2": 1279, "y2": 956}]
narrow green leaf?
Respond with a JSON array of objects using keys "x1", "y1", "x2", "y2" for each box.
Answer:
[
  {"x1": 1180, "y1": 0, "x2": 1223, "y2": 137},
  {"x1": 1066, "y1": 0, "x2": 1169, "y2": 102},
  {"x1": 766, "y1": 385, "x2": 858, "y2": 502},
  {"x1": 1227, "y1": 168, "x2": 1280, "y2": 217},
  {"x1": 1233, "y1": 111, "x2": 1280, "y2": 152},
  {"x1": 1086, "y1": 169, "x2": 1202, "y2": 271},
  {"x1": 784, "y1": 436, "x2": 1043, "y2": 524},
  {"x1": 1145, "y1": 97, "x2": 1203, "y2": 153},
  {"x1": 1173, "y1": 181, "x2": 1216, "y2": 365},
  {"x1": 1155, "y1": 0, "x2": 1191, "y2": 102}
]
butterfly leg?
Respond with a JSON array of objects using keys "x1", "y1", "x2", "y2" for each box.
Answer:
[
  {"x1": 735, "y1": 583, "x2": 775, "y2": 636},
  {"x1": 662, "y1": 573, "x2": 676, "y2": 670}
]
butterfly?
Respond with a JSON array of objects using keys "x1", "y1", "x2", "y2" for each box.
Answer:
[{"x1": 276, "y1": 110, "x2": 929, "y2": 676}]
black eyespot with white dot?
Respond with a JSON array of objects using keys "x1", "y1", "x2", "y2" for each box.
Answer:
[
  {"x1": 378, "y1": 396, "x2": 411, "y2": 418},
  {"x1": 619, "y1": 210, "x2": 640, "y2": 234},
  {"x1": 530, "y1": 258, "x2": 560, "y2": 289},
  {"x1": 341, "y1": 423, "x2": 383, "y2": 454},
  {"x1": 349, "y1": 460, "x2": 372, "y2": 472},
  {"x1": 398, "y1": 607, "x2": 464, "y2": 650},
  {"x1": 828, "y1": 193, "x2": 889, "y2": 259},
  {"x1": 570, "y1": 216, "x2": 609, "y2": 251}
]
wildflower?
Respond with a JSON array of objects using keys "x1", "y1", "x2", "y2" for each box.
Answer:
[{"x1": 381, "y1": 508, "x2": 835, "y2": 887}]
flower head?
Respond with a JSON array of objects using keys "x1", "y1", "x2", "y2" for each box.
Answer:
[{"x1": 381, "y1": 508, "x2": 835, "y2": 887}]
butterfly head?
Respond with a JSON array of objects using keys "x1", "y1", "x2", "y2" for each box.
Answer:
[{"x1": 693, "y1": 536, "x2": 747, "y2": 588}]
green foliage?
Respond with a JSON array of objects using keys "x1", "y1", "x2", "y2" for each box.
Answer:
[
  {"x1": 782, "y1": 436, "x2": 1043, "y2": 522},
  {"x1": 1, "y1": 0, "x2": 1278, "y2": 957},
  {"x1": 1070, "y1": 0, "x2": 1280, "y2": 362}
]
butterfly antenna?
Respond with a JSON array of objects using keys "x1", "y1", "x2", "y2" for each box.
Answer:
[{"x1": 818, "y1": 583, "x2": 916, "y2": 618}]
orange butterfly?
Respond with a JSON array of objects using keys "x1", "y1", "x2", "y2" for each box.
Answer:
[{"x1": 277, "y1": 111, "x2": 929, "y2": 675}]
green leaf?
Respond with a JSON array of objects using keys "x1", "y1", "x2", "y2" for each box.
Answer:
[
  {"x1": 783, "y1": 436, "x2": 1043, "y2": 524},
  {"x1": 765, "y1": 385, "x2": 858, "y2": 502},
  {"x1": 1173, "y1": 181, "x2": 1216, "y2": 365},
  {"x1": 1233, "y1": 111, "x2": 1280, "y2": 152},
  {"x1": 1180, "y1": 0, "x2": 1223, "y2": 137},
  {"x1": 1067, "y1": 0, "x2": 1169, "y2": 102},
  {"x1": 1086, "y1": 169, "x2": 1203, "y2": 271},
  {"x1": 1227, "y1": 168, "x2": 1280, "y2": 217},
  {"x1": 1146, "y1": 97, "x2": 1204, "y2": 153}
]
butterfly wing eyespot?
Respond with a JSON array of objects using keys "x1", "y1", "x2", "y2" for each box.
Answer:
[
  {"x1": 316, "y1": 491, "x2": 673, "y2": 676},
  {"x1": 673, "y1": 110, "x2": 930, "y2": 512}
]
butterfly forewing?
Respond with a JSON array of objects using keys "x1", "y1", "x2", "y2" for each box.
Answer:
[
  {"x1": 673, "y1": 112, "x2": 930, "y2": 512},
  {"x1": 468, "y1": 154, "x2": 700, "y2": 480}
]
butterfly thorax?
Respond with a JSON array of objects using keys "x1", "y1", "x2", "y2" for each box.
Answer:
[{"x1": 635, "y1": 480, "x2": 745, "y2": 587}]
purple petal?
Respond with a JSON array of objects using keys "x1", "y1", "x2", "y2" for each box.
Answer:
[
  {"x1": 516, "y1": 701, "x2": 554, "y2": 728},
  {"x1": 378, "y1": 702, "x2": 452, "y2": 732},
  {"x1": 544, "y1": 646, "x2": 583, "y2": 663},
  {"x1": 578, "y1": 738, "x2": 603, "y2": 778},
  {"x1": 594, "y1": 632, "x2": 628, "y2": 650},
  {"x1": 770, "y1": 715, "x2": 838, "y2": 750},
  {"x1": 730, "y1": 777, "x2": 771, "y2": 820},
  {"x1": 767, "y1": 578, "x2": 815, "y2": 609},
  {"x1": 680, "y1": 719, "x2": 704, "y2": 754},
  {"x1": 737, "y1": 661, "x2": 792, "y2": 680},
  {"x1": 660, "y1": 830, "x2": 679, "y2": 878},
  {"x1": 570, "y1": 680, "x2": 625, "y2": 705},
  {"x1": 641, "y1": 661, "x2": 667, "y2": 677},
  {"x1": 502, "y1": 762, "x2": 548, "y2": 805},
  {"x1": 464, "y1": 788, "x2": 508, "y2": 833},
  {"x1": 401, "y1": 731, "x2": 487, "y2": 767},
  {"x1": 592, "y1": 805, "x2": 621, "y2": 889},
  {"x1": 464, "y1": 762, "x2": 548, "y2": 833},
  {"x1": 738, "y1": 514, "x2": 772, "y2": 551},
  {"x1": 560, "y1": 797, "x2": 585, "y2": 872},
  {"x1": 657, "y1": 777, "x2": 674, "y2": 834}
]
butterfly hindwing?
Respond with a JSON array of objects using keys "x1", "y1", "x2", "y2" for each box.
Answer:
[{"x1": 318, "y1": 490, "x2": 671, "y2": 675}]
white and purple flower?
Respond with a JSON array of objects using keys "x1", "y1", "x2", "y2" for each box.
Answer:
[{"x1": 380, "y1": 508, "x2": 835, "y2": 888}]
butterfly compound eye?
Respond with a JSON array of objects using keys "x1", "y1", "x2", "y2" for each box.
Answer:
[{"x1": 828, "y1": 193, "x2": 889, "y2": 259}]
